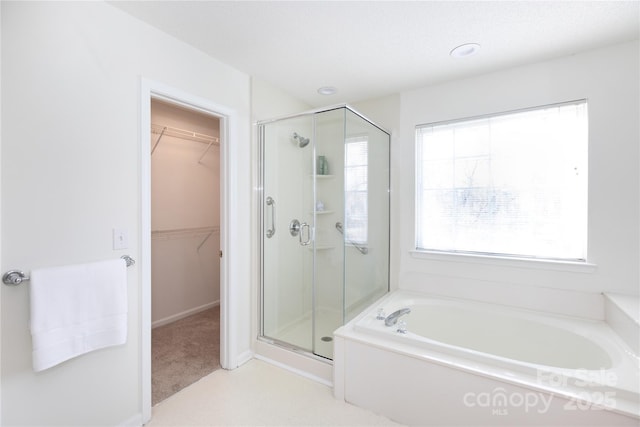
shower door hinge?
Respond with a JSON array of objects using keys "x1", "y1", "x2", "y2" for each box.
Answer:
[{"x1": 219, "y1": 250, "x2": 223, "y2": 258}]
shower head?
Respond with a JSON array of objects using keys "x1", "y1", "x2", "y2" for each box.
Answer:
[{"x1": 292, "y1": 132, "x2": 310, "y2": 148}]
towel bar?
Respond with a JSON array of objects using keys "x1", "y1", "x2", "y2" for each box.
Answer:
[{"x1": 2, "y1": 255, "x2": 136, "y2": 286}]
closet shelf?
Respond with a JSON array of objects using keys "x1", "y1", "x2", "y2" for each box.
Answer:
[
  {"x1": 151, "y1": 226, "x2": 219, "y2": 242},
  {"x1": 151, "y1": 123, "x2": 219, "y2": 163},
  {"x1": 152, "y1": 123, "x2": 219, "y2": 145}
]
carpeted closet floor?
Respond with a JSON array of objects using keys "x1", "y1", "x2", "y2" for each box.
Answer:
[{"x1": 152, "y1": 305, "x2": 220, "y2": 405}]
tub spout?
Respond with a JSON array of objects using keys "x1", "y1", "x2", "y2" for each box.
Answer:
[{"x1": 384, "y1": 307, "x2": 411, "y2": 326}]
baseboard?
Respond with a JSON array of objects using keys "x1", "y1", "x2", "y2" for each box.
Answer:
[
  {"x1": 236, "y1": 349, "x2": 254, "y2": 367},
  {"x1": 152, "y1": 300, "x2": 220, "y2": 329},
  {"x1": 116, "y1": 412, "x2": 143, "y2": 427}
]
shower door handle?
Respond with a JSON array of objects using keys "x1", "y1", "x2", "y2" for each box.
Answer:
[
  {"x1": 288, "y1": 219, "x2": 311, "y2": 246},
  {"x1": 299, "y1": 222, "x2": 311, "y2": 246},
  {"x1": 266, "y1": 197, "x2": 276, "y2": 238}
]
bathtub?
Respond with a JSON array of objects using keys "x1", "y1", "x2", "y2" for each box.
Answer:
[{"x1": 333, "y1": 290, "x2": 640, "y2": 426}]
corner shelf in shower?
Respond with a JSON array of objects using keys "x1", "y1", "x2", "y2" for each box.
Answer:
[
  {"x1": 309, "y1": 174, "x2": 335, "y2": 179},
  {"x1": 312, "y1": 210, "x2": 335, "y2": 215},
  {"x1": 308, "y1": 245, "x2": 335, "y2": 251}
]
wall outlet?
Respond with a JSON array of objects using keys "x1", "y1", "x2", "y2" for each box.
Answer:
[{"x1": 113, "y1": 228, "x2": 129, "y2": 250}]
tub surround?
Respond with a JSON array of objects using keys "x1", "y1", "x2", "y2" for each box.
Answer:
[
  {"x1": 400, "y1": 271, "x2": 607, "y2": 321},
  {"x1": 604, "y1": 293, "x2": 640, "y2": 356},
  {"x1": 334, "y1": 290, "x2": 640, "y2": 426}
]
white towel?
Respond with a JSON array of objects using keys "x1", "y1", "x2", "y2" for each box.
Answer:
[{"x1": 30, "y1": 258, "x2": 128, "y2": 372}]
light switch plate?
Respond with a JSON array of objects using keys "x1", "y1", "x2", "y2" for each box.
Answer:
[{"x1": 113, "y1": 228, "x2": 128, "y2": 250}]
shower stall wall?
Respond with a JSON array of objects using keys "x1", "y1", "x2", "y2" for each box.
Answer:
[{"x1": 259, "y1": 105, "x2": 390, "y2": 361}]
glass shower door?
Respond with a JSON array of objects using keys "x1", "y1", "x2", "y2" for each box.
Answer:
[
  {"x1": 260, "y1": 105, "x2": 390, "y2": 362},
  {"x1": 261, "y1": 116, "x2": 315, "y2": 353}
]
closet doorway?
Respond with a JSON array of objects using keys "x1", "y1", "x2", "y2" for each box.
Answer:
[{"x1": 150, "y1": 99, "x2": 221, "y2": 405}]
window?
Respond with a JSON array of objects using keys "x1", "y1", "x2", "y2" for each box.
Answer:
[
  {"x1": 345, "y1": 137, "x2": 368, "y2": 245},
  {"x1": 415, "y1": 100, "x2": 588, "y2": 261}
]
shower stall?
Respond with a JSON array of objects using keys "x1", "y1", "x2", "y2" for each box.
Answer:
[{"x1": 258, "y1": 105, "x2": 390, "y2": 360}]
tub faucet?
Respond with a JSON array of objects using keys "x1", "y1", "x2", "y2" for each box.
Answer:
[{"x1": 384, "y1": 307, "x2": 411, "y2": 327}]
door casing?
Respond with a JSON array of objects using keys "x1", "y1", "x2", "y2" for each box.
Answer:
[{"x1": 139, "y1": 78, "x2": 240, "y2": 423}]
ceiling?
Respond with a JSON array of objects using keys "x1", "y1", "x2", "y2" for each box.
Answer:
[{"x1": 110, "y1": 1, "x2": 639, "y2": 107}]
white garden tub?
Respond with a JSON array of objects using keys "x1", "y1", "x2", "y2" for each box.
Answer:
[{"x1": 334, "y1": 290, "x2": 640, "y2": 426}]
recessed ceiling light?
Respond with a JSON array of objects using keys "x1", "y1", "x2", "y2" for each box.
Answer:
[
  {"x1": 450, "y1": 43, "x2": 481, "y2": 58},
  {"x1": 317, "y1": 86, "x2": 337, "y2": 95}
]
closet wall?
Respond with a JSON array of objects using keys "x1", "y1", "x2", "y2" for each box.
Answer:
[{"x1": 151, "y1": 100, "x2": 221, "y2": 327}]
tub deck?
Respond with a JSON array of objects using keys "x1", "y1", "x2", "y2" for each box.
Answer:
[{"x1": 334, "y1": 290, "x2": 640, "y2": 426}]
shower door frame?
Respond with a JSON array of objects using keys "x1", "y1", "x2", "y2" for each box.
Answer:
[
  {"x1": 257, "y1": 104, "x2": 392, "y2": 365},
  {"x1": 257, "y1": 118, "x2": 321, "y2": 359}
]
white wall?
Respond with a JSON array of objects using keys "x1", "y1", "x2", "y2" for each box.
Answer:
[
  {"x1": 1, "y1": 2, "x2": 250, "y2": 425},
  {"x1": 396, "y1": 41, "x2": 639, "y2": 316},
  {"x1": 150, "y1": 100, "x2": 220, "y2": 326},
  {"x1": 251, "y1": 78, "x2": 311, "y2": 122}
]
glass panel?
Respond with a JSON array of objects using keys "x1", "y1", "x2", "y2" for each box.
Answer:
[
  {"x1": 344, "y1": 109, "x2": 390, "y2": 323},
  {"x1": 313, "y1": 108, "x2": 346, "y2": 359},
  {"x1": 261, "y1": 116, "x2": 314, "y2": 352}
]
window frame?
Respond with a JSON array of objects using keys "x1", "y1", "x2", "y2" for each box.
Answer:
[{"x1": 414, "y1": 99, "x2": 590, "y2": 266}]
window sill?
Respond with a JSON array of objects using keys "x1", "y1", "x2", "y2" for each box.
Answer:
[{"x1": 409, "y1": 250, "x2": 597, "y2": 273}]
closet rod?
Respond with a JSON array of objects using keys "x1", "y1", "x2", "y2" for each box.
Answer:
[{"x1": 151, "y1": 123, "x2": 220, "y2": 146}]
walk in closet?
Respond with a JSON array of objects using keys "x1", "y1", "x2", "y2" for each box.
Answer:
[{"x1": 150, "y1": 99, "x2": 221, "y2": 404}]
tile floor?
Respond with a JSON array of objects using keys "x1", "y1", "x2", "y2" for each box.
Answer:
[{"x1": 147, "y1": 358, "x2": 403, "y2": 426}]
